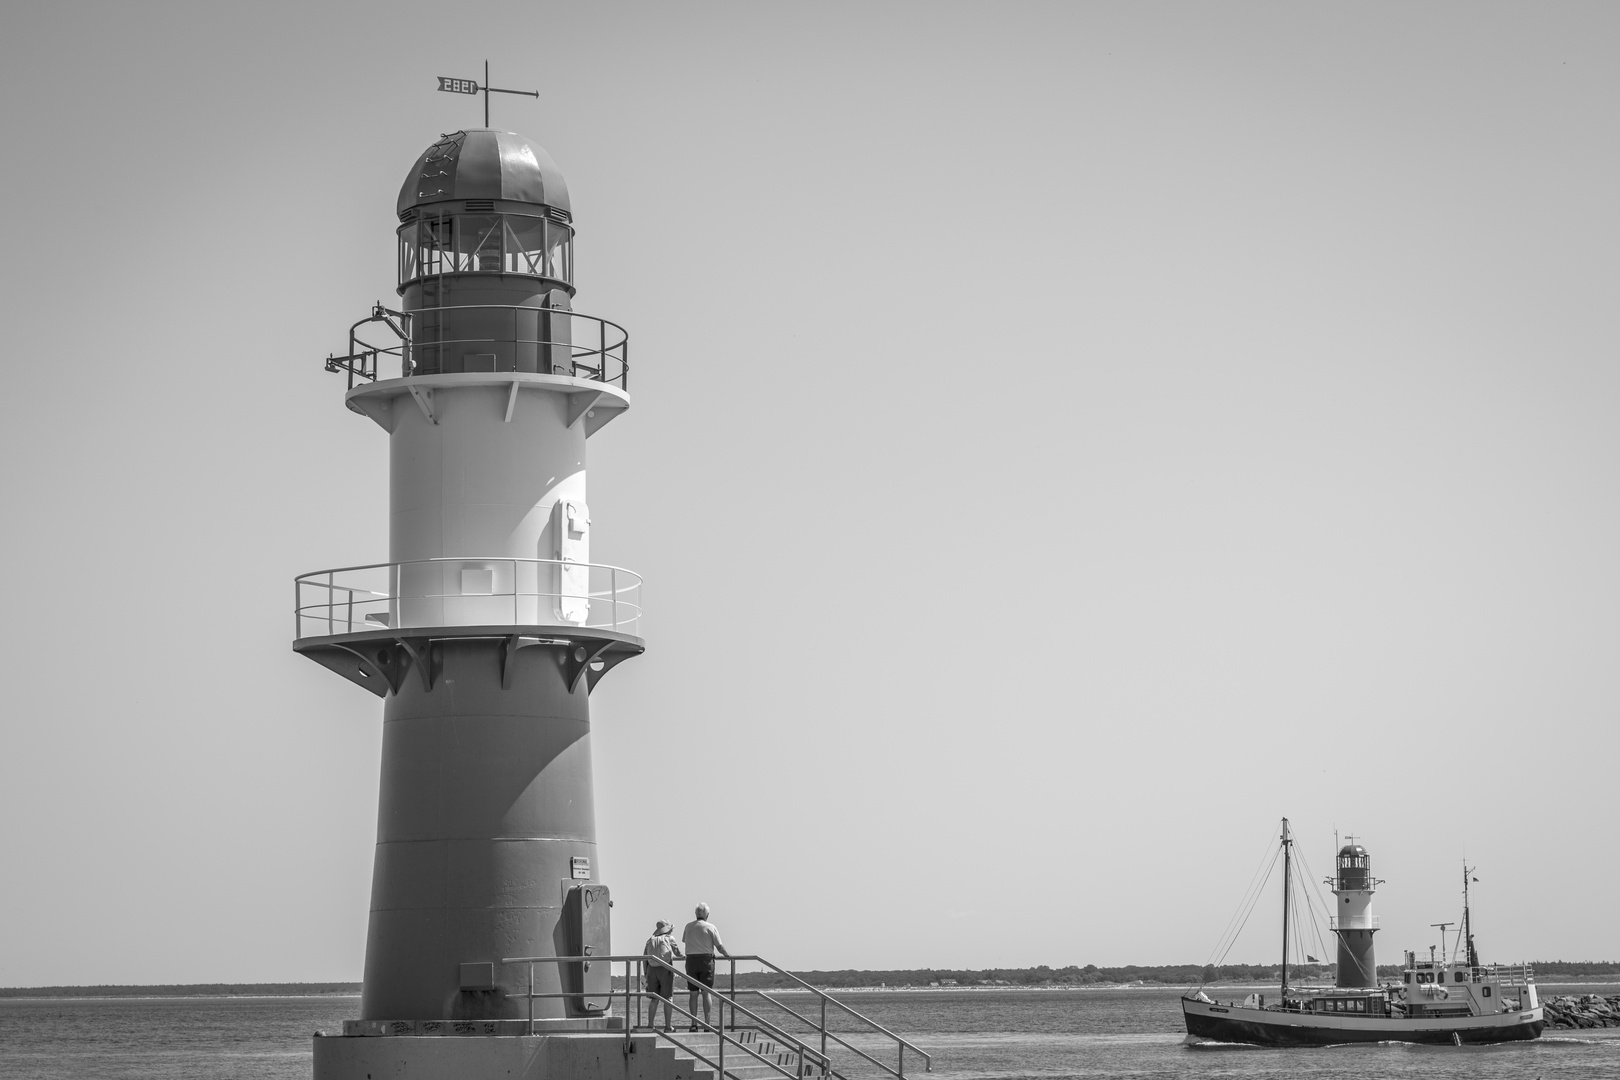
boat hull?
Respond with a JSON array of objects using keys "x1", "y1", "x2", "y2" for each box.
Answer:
[{"x1": 1182, "y1": 998, "x2": 1544, "y2": 1047}]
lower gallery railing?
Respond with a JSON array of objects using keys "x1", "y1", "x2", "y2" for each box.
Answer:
[
  {"x1": 500, "y1": 953, "x2": 931, "y2": 1080},
  {"x1": 294, "y1": 557, "x2": 642, "y2": 638}
]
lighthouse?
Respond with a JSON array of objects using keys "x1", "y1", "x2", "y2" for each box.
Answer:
[
  {"x1": 296, "y1": 127, "x2": 643, "y2": 1074},
  {"x1": 1331, "y1": 843, "x2": 1380, "y2": 987}
]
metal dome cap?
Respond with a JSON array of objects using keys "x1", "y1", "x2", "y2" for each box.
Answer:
[
  {"x1": 397, "y1": 129, "x2": 571, "y2": 218},
  {"x1": 1339, "y1": 844, "x2": 1368, "y2": 857}
]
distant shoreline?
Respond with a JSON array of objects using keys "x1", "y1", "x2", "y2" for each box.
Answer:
[{"x1": 4, "y1": 976, "x2": 1619, "y2": 1000}]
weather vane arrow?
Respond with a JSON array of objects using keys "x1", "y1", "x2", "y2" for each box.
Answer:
[{"x1": 437, "y1": 60, "x2": 538, "y2": 127}]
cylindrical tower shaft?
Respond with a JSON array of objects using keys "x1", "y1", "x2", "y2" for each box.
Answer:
[{"x1": 363, "y1": 639, "x2": 595, "y2": 1021}]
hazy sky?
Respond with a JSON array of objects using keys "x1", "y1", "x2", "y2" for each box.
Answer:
[{"x1": 2, "y1": 2, "x2": 1616, "y2": 988}]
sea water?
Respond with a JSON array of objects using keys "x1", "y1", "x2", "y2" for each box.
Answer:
[{"x1": 2, "y1": 986, "x2": 1617, "y2": 1079}]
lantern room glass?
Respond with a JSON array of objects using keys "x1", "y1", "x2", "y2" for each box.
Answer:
[{"x1": 399, "y1": 213, "x2": 573, "y2": 286}]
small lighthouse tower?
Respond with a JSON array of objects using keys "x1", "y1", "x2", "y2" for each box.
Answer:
[
  {"x1": 296, "y1": 128, "x2": 642, "y2": 1075},
  {"x1": 1331, "y1": 842, "x2": 1380, "y2": 987}
]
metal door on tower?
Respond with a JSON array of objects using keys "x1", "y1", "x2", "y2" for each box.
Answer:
[
  {"x1": 554, "y1": 499, "x2": 589, "y2": 624},
  {"x1": 563, "y1": 884, "x2": 611, "y2": 1014}
]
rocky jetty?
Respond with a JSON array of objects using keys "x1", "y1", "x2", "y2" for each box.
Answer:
[{"x1": 1542, "y1": 994, "x2": 1620, "y2": 1028}]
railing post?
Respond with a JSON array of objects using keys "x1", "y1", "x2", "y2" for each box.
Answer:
[
  {"x1": 820, "y1": 995, "x2": 826, "y2": 1061},
  {"x1": 899, "y1": 1042, "x2": 905, "y2": 1080},
  {"x1": 528, "y1": 962, "x2": 534, "y2": 1035},
  {"x1": 611, "y1": 567, "x2": 618, "y2": 630},
  {"x1": 729, "y1": 956, "x2": 735, "y2": 1031},
  {"x1": 327, "y1": 572, "x2": 334, "y2": 636},
  {"x1": 624, "y1": 960, "x2": 631, "y2": 1058}
]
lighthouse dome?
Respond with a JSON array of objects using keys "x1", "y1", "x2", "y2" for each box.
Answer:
[
  {"x1": 397, "y1": 129, "x2": 571, "y2": 217},
  {"x1": 1339, "y1": 844, "x2": 1368, "y2": 858}
]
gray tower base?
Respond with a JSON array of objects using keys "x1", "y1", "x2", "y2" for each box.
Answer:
[{"x1": 1336, "y1": 929, "x2": 1378, "y2": 987}]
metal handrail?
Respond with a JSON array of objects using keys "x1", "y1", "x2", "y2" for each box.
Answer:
[
  {"x1": 293, "y1": 556, "x2": 643, "y2": 639},
  {"x1": 495, "y1": 952, "x2": 926, "y2": 1080},
  {"x1": 714, "y1": 954, "x2": 931, "y2": 1078},
  {"x1": 1329, "y1": 915, "x2": 1381, "y2": 930},
  {"x1": 502, "y1": 954, "x2": 832, "y2": 1080},
  {"x1": 727, "y1": 988, "x2": 901, "y2": 1080},
  {"x1": 326, "y1": 302, "x2": 628, "y2": 390}
]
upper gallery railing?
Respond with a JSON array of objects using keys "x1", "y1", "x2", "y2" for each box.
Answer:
[
  {"x1": 325, "y1": 303, "x2": 628, "y2": 390},
  {"x1": 294, "y1": 557, "x2": 642, "y2": 639}
]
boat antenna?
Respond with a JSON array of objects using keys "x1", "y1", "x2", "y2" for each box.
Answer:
[
  {"x1": 1280, "y1": 817, "x2": 1292, "y2": 1000},
  {"x1": 1431, "y1": 922, "x2": 1454, "y2": 964}
]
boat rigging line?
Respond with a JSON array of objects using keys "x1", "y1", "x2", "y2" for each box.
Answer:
[
  {"x1": 1199, "y1": 829, "x2": 1284, "y2": 985},
  {"x1": 1197, "y1": 819, "x2": 1337, "y2": 990}
]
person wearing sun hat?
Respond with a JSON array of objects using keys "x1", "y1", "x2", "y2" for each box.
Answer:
[{"x1": 642, "y1": 919, "x2": 683, "y2": 1030}]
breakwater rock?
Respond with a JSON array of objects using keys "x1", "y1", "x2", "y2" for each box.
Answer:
[{"x1": 1543, "y1": 994, "x2": 1620, "y2": 1028}]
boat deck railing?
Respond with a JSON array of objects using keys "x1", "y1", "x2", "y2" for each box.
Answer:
[
  {"x1": 500, "y1": 953, "x2": 931, "y2": 1080},
  {"x1": 1473, "y1": 963, "x2": 1533, "y2": 985}
]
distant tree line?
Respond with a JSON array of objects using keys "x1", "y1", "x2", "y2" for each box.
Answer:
[
  {"x1": 720, "y1": 963, "x2": 1330, "y2": 989},
  {"x1": 6, "y1": 960, "x2": 1616, "y2": 997},
  {"x1": 0, "y1": 982, "x2": 361, "y2": 998}
]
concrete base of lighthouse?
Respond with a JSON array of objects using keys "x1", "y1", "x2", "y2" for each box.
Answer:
[{"x1": 314, "y1": 1030, "x2": 692, "y2": 1080}]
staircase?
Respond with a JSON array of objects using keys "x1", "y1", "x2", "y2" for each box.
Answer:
[
  {"x1": 649, "y1": 1028, "x2": 821, "y2": 1080},
  {"x1": 503, "y1": 951, "x2": 929, "y2": 1080}
]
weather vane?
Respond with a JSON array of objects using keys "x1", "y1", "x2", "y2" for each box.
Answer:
[{"x1": 437, "y1": 61, "x2": 538, "y2": 128}]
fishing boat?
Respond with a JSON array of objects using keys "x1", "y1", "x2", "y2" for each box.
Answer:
[{"x1": 1181, "y1": 819, "x2": 1543, "y2": 1047}]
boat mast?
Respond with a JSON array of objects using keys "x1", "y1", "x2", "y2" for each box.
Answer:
[
  {"x1": 1280, "y1": 818, "x2": 1292, "y2": 999},
  {"x1": 1463, "y1": 863, "x2": 1479, "y2": 968}
]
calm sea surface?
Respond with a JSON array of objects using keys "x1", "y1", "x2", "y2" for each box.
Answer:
[{"x1": 2, "y1": 985, "x2": 1617, "y2": 1080}]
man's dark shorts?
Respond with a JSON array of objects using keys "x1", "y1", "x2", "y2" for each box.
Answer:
[
  {"x1": 685, "y1": 953, "x2": 715, "y2": 989},
  {"x1": 647, "y1": 965, "x2": 675, "y2": 1000}
]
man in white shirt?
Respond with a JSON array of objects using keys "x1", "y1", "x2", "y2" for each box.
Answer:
[{"x1": 681, "y1": 902, "x2": 729, "y2": 1030}]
